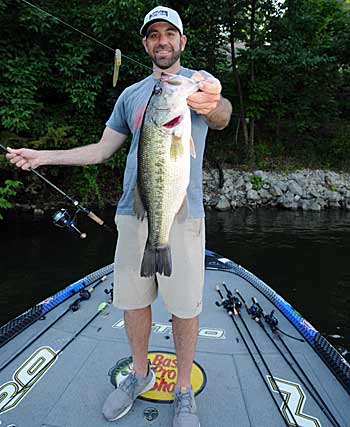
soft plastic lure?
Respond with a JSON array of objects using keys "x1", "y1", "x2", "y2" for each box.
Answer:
[{"x1": 113, "y1": 49, "x2": 122, "y2": 87}]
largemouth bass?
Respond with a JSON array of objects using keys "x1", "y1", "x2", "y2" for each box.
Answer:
[{"x1": 136, "y1": 74, "x2": 200, "y2": 277}]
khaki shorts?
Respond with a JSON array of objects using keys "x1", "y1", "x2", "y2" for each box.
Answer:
[{"x1": 113, "y1": 214, "x2": 205, "y2": 319}]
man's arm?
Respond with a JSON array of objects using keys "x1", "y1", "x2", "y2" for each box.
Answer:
[
  {"x1": 6, "y1": 127, "x2": 128, "y2": 170},
  {"x1": 203, "y1": 96, "x2": 232, "y2": 130},
  {"x1": 187, "y1": 73, "x2": 232, "y2": 130}
]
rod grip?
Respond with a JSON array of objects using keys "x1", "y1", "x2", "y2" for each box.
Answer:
[{"x1": 87, "y1": 211, "x2": 105, "y2": 226}]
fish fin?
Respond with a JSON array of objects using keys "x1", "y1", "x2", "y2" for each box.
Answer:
[
  {"x1": 170, "y1": 134, "x2": 184, "y2": 160},
  {"x1": 190, "y1": 136, "x2": 196, "y2": 159},
  {"x1": 176, "y1": 196, "x2": 189, "y2": 223},
  {"x1": 141, "y1": 242, "x2": 172, "y2": 277},
  {"x1": 134, "y1": 185, "x2": 146, "y2": 221}
]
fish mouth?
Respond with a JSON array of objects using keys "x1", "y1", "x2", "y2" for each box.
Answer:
[{"x1": 163, "y1": 115, "x2": 182, "y2": 128}]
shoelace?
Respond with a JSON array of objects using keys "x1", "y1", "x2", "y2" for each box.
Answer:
[
  {"x1": 119, "y1": 373, "x2": 138, "y2": 398},
  {"x1": 175, "y1": 391, "x2": 193, "y2": 415}
]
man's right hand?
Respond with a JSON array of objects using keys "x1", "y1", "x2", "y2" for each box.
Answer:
[
  {"x1": 6, "y1": 147, "x2": 45, "y2": 170},
  {"x1": 5, "y1": 128, "x2": 128, "y2": 170}
]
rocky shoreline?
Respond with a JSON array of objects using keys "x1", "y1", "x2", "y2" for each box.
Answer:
[
  {"x1": 203, "y1": 169, "x2": 350, "y2": 211},
  {"x1": 9, "y1": 169, "x2": 350, "y2": 215}
]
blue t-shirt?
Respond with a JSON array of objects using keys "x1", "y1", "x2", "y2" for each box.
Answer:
[{"x1": 106, "y1": 66, "x2": 209, "y2": 218}]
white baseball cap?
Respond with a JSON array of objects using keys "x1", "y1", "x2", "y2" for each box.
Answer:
[{"x1": 140, "y1": 6, "x2": 183, "y2": 36}]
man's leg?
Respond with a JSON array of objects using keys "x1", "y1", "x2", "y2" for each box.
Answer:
[
  {"x1": 172, "y1": 314, "x2": 200, "y2": 427},
  {"x1": 172, "y1": 314, "x2": 199, "y2": 387},
  {"x1": 156, "y1": 217, "x2": 204, "y2": 427},
  {"x1": 124, "y1": 306, "x2": 152, "y2": 376},
  {"x1": 102, "y1": 305, "x2": 155, "y2": 421},
  {"x1": 113, "y1": 214, "x2": 157, "y2": 374},
  {"x1": 102, "y1": 215, "x2": 157, "y2": 421}
]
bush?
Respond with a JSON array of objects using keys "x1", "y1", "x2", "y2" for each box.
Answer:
[{"x1": 0, "y1": 179, "x2": 22, "y2": 219}]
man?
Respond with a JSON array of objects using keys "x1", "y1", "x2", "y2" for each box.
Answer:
[{"x1": 6, "y1": 6, "x2": 232, "y2": 426}]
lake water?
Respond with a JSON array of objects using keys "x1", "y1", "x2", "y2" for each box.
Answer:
[{"x1": 0, "y1": 207, "x2": 349, "y2": 360}]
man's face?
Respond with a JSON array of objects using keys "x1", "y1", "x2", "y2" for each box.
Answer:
[{"x1": 143, "y1": 21, "x2": 187, "y2": 69}]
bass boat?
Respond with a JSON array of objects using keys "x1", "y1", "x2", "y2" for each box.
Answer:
[{"x1": 0, "y1": 250, "x2": 349, "y2": 427}]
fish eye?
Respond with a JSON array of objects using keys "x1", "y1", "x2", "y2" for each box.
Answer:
[{"x1": 154, "y1": 86, "x2": 162, "y2": 95}]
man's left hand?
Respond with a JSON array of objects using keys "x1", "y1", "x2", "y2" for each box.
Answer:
[{"x1": 187, "y1": 72, "x2": 222, "y2": 116}]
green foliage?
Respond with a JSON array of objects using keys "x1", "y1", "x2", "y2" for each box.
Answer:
[
  {"x1": 249, "y1": 175, "x2": 264, "y2": 191},
  {"x1": 0, "y1": 0, "x2": 350, "y2": 213},
  {"x1": 0, "y1": 179, "x2": 22, "y2": 219},
  {"x1": 252, "y1": 0, "x2": 349, "y2": 143}
]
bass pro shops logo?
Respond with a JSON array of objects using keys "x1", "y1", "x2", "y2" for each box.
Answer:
[{"x1": 111, "y1": 351, "x2": 206, "y2": 403}]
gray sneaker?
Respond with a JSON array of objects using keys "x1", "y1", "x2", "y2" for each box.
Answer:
[
  {"x1": 102, "y1": 362, "x2": 156, "y2": 421},
  {"x1": 173, "y1": 387, "x2": 200, "y2": 427}
]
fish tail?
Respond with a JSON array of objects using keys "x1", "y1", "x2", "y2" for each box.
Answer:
[{"x1": 141, "y1": 242, "x2": 172, "y2": 277}]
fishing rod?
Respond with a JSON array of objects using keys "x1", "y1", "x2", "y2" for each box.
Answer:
[
  {"x1": 0, "y1": 266, "x2": 113, "y2": 349},
  {"x1": 246, "y1": 297, "x2": 304, "y2": 342},
  {"x1": 0, "y1": 144, "x2": 113, "y2": 238},
  {"x1": 1, "y1": 296, "x2": 110, "y2": 412},
  {"x1": 238, "y1": 292, "x2": 343, "y2": 427},
  {"x1": 0, "y1": 275, "x2": 109, "y2": 373},
  {"x1": 215, "y1": 285, "x2": 299, "y2": 427},
  {"x1": 19, "y1": 0, "x2": 153, "y2": 78},
  {"x1": 17, "y1": 0, "x2": 186, "y2": 82},
  {"x1": 234, "y1": 288, "x2": 304, "y2": 344}
]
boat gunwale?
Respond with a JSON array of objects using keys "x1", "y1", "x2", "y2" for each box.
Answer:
[{"x1": 1, "y1": 250, "x2": 349, "y2": 394}]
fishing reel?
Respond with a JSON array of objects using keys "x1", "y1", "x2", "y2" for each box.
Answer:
[
  {"x1": 264, "y1": 310, "x2": 279, "y2": 332},
  {"x1": 247, "y1": 297, "x2": 265, "y2": 321},
  {"x1": 215, "y1": 284, "x2": 242, "y2": 313},
  {"x1": 52, "y1": 208, "x2": 87, "y2": 239},
  {"x1": 248, "y1": 303, "x2": 263, "y2": 319}
]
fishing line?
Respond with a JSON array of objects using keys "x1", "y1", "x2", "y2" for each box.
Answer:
[
  {"x1": 0, "y1": 143, "x2": 113, "y2": 236},
  {"x1": 233, "y1": 288, "x2": 304, "y2": 343},
  {"x1": 18, "y1": 0, "x2": 154, "y2": 73},
  {"x1": 243, "y1": 294, "x2": 343, "y2": 427},
  {"x1": 215, "y1": 285, "x2": 298, "y2": 427}
]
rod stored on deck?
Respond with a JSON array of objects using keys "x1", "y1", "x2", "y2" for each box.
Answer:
[
  {"x1": 215, "y1": 283, "x2": 300, "y2": 427},
  {"x1": 241, "y1": 293, "x2": 343, "y2": 427},
  {"x1": 0, "y1": 276, "x2": 109, "y2": 373}
]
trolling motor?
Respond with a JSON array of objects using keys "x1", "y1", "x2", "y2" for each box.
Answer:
[{"x1": 52, "y1": 208, "x2": 87, "y2": 239}]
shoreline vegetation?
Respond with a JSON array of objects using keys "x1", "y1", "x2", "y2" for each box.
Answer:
[{"x1": 1, "y1": 1, "x2": 349, "y2": 218}]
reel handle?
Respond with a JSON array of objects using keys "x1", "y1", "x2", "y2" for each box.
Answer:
[
  {"x1": 70, "y1": 223, "x2": 87, "y2": 239},
  {"x1": 52, "y1": 209, "x2": 87, "y2": 239}
]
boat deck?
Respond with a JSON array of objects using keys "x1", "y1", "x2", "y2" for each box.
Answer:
[{"x1": 0, "y1": 253, "x2": 349, "y2": 427}]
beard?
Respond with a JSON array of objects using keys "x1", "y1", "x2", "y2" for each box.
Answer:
[{"x1": 149, "y1": 43, "x2": 182, "y2": 70}]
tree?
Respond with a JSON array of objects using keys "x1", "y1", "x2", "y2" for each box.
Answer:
[
  {"x1": 0, "y1": 0, "x2": 155, "y2": 206},
  {"x1": 248, "y1": 0, "x2": 350, "y2": 164}
]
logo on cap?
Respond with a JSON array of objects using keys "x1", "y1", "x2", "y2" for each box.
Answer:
[{"x1": 149, "y1": 10, "x2": 169, "y2": 19}]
